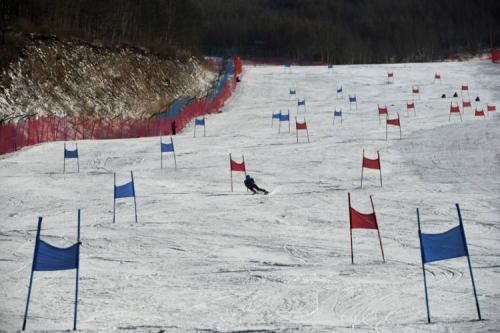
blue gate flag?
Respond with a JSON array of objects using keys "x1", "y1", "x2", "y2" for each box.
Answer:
[
  {"x1": 280, "y1": 113, "x2": 289, "y2": 121},
  {"x1": 115, "y1": 181, "x2": 135, "y2": 199},
  {"x1": 34, "y1": 241, "x2": 79, "y2": 271},
  {"x1": 289, "y1": 89, "x2": 296, "y2": 95},
  {"x1": 421, "y1": 225, "x2": 467, "y2": 264},
  {"x1": 334, "y1": 110, "x2": 342, "y2": 117},
  {"x1": 328, "y1": 64, "x2": 333, "y2": 69},
  {"x1": 195, "y1": 118, "x2": 205, "y2": 126},
  {"x1": 161, "y1": 142, "x2": 174, "y2": 153},
  {"x1": 349, "y1": 96, "x2": 357, "y2": 102},
  {"x1": 113, "y1": 172, "x2": 138, "y2": 223},
  {"x1": 23, "y1": 211, "x2": 81, "y2": 331},
  {"x1": 160, "y1": 137, "x2": 177, "y2": 169},
  {"x1": 337, "y1": 86, "x2": 342, "y2": 93},
  {"x1": 64, "y1": 149, "x2": 78, "y2": 159},
  {"x1": 272, "y1": 112, "x2": 281, "y2": 119},
  {"x1": 284, "y1": 63, "x2": 291, "y2": 68},
  {"x1": 298, "y1": 99, "x2": 306, "y2": 106},
  {"x1": 417, "y1": 204, "x2": 482, "y2": 324}
]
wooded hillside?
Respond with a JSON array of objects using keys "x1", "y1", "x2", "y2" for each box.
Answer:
[{"x1": 1, "y1": 0, "x2": 499, "y2": 64}]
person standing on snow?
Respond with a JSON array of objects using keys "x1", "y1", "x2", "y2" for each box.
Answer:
[{"x1": 244, "y1": 175, "x2": 269, "y2": 194}]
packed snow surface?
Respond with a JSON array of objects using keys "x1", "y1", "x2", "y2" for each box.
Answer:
[{"x1": 1, "y1": 60, "x2": 499, "y2": 332}]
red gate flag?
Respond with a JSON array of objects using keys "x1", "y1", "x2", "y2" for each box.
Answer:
[
  {"x1": 386, "y1": 117, "x2": 400, "y2": 126},
  {"x1": 475, "y1": 108, "x2": 485, "y2": 117},
  {"x1": 462, "y1": 100, "x2": 471, "y2": 108},
  {"x1": 450, "y1": 104, "x2": 460, "y2": 113},
  {"x1": 230, "y1": 158, "x2": 246, "y2": 172},
  {"x1": 361, "y1": 150, "x2": 382, "y2": 188},
  {"x1": 350, "y1": 204, "x2": 378, "y2": 229},
  {"x1": 435, "y1": 72, "x2": 441, "y2": 80},
  {"x1": 386, "y1": 113, "x2": 402, "y2": 140},
  {"x1": 348, "y1": 193, "x2": 385, "y2": 264},
  {"x1": 461, "y1": 84, "x2": 469, "y2": 91},
  {"x1": 487, "y1": 104, "x2": 496, "y2": 112},
  {"x1": 387, "y1": 72, "x2": 393, "y2": 78},
  {"x1": 296, "y1": 121, "x2": 307, "y2": 130},
  {"x1": 449, "y1": 103, "x2": 463, "y2": 121},
  {"x1": 363, "y1": 155, "x2": 381, "y2": 170},
  {"x1": 295, "y1": 117, "x2": 310, "y2": 143},
  {"x1": 378, "y1": 105, "x2": 388, "y2": 115},
  {"x1": 229, "y1": 153, "x2": 247, "y2": 192},
  {"x1": 412, "y1": 87, "x2": 420, "y2": 94},
  {"x1": 407, "y1": 101, "x2": 416, "y2": 115},
  {"x1": 378, "y1": 104, "x2": 388, "y2": 124}
]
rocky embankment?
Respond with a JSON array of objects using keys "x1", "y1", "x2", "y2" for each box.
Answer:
[{"x1": 0, "y1": 35, "x2": 217, "y2": 122}]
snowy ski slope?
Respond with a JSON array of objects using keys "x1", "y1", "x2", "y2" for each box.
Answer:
[{"x1": 0, "y1": 60, "x2": 499, "y2": 332}]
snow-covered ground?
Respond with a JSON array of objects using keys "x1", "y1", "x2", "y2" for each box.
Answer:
[{"x1": 1, "y1": 60, "x2": 499, "y2": 332}]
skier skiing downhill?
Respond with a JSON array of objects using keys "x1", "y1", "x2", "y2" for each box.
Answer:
[{"x1": 244, "y1": 175, "x2": 269, "y2": 194}]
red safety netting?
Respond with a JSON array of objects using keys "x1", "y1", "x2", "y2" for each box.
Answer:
[
  {"x1": 349, "y1": 207, "x2": 378, "y2": 229},
  {"x1": 387, "y1": 118, "x2": 400, "y2": 126},
  {"x1": 487, "y1": 104, "x2": 496, "y2": 112},
  {"x1": 363, "y1": 156, "x2": 381, "y2": 170},
  {"x1": 234, "y1": 57, "x2": 242, "y2": 76},
  {"x1": 296, "y1": 121, "x2": 307, "y2": 130},
  {"x1": 492, "y1": 50, "x2": 500, "y2": 63},
  {"x1": 230, "y1": 159, "x2": 246, "y2": 172},
  {"x1": 0, "y1": 61, "x2": 239, "y2": 155},
  {"x1": 450, "y1": 104, "x2": 461, "y2": 113}
]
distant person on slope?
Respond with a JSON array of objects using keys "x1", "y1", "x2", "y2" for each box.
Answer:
[{"x1": 244, "y1": 175, "x2": 269, "y2": 195}]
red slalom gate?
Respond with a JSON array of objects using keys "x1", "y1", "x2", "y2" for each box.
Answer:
[
  {"x1": 386, "y1": 113, "x2": 402, "y2": 140},
  {"x1": 0, "y1": 61, "x2": 239, "y2": 156},
  {"x1": 407, "y1": 101, "x2": 416, "y2": 115},
  {"x1": 348, "y1": 192, "x2": 385, "y2": 264},
  {"x1": 295, "y1": 117, "x2": 310, "y2": 143},
  {"x1": 229, "y1": 153, "x2": 247, "y2": 192},
  {"x1": 361, "y1": 150, "x2": 382, "y2": 188},
  {"x1": 378, "y1": 104, "x2": 388, "y2": 124},
  {"x1": 449, "y1": 103, "x2": 462, "y2": 122},
  {"x1": 475, "y1": 108, "x2": 486, "y2": 118}
]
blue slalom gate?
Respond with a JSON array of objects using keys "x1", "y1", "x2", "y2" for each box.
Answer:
[
  {"x1": 417, "y1": 204, "x2": 481, "y2": 323},
  {"x1": 336, "y1": 86, "x2": 343, "y2": 99},
  {"x1": 194, "y1": 117, "x2": 206, "y2": 137},
  {"x1": 113, "y1": 171, "x2": 138, "y2": 223},
  {"x1": 278, "y1": 110, "x2": 290, "y2": 133},
  {"x1": 22, "y1": 210, "x2": 81, "y2": 331},
  {"x1": 333, "y1": 108, "x2": 343, "y2": 126},
  {"x1": 160, "y1": 136, "x2": 177, "y2": 169},
  {"x1": 297, "y1": 99, "x2": 307, "y2": 113},
  {"x1": 349, "y1": 95, "x2": 358, "y2": 111},
  {"x1": 63, "y1": 143, "x2": 79, "y2": 173},
  {"x1": 271, "y1": 111, "x2": 281, "y2": 127}
]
